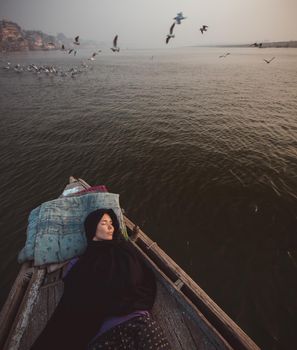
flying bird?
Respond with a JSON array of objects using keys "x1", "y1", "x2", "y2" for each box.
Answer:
[
  {"x1": 200, "y1": 25, "x2": 208, "y2": 34},
  {"x1": 250, "y1": 42, "x2": 262, "y2": 48},
  {"x1": 166, "y1": 22, "x2": 175, "y2": 44},
  {"x1": 174, "y1": 12, "x2": 187, "y2": 24},
  {"x1": 263, "y1": 57, "x2": 275, "y2": 64},
  {"x1": 165, "y1": 35, "x2": 173, "y2": 44},
  {"x1": 169, "y1": 22, "x2": 175, "y2": 35},
  {"x1": 219, "y1": 52, "x2": 230, "y2": 58},
  {"x1": 89, "y1": 52, "x2": 97, "y2": 61},
  {"x1": 67, "y1": 49, "x2": 77, "y2": 56},
  {"x1": 111, "y1": 35, "x2": 120, "y2": 52},
  {"x1": 73, "y1": 36, "x2": 80, "y2": 45}
]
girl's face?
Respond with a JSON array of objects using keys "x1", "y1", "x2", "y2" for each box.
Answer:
[{"x1": 93, "y1": 213, "x2": 114, "y2": 241}]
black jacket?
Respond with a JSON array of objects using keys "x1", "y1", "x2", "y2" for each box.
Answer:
[{"x1": 31, "y1": 240, "x2": 156, "y2": 350}]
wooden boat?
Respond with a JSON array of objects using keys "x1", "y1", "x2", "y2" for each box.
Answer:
[{"x1": 0, "y1": 177, "x2": 260, "y2": 350}]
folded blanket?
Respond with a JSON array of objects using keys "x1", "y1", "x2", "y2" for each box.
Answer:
[
  {"x1": 18, "y1": 192, "x2": 127, "y2": 266},
  {"x1": 60, "y1": 184, "x2": 108, "y2": 197}
]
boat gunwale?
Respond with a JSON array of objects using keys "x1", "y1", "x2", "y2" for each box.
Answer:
[{"x1": 124, "y1": 217, "x2": 259, "y2": 350}]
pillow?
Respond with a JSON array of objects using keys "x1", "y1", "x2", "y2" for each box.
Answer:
[{"x1": 18, "y1": 192, "x2": 127, "y2": 266}]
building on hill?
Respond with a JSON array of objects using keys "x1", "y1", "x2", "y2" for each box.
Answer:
[
  {"x1": 0, "y1": 20, "x2": 28, "y2": 51},
  {"x1": 0, "y1": 19, "x2": 70, "y2": 51}
]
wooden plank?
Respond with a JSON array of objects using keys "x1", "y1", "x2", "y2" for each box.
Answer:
[
  {"x1": 0, "y1": 262, "x2": 31, "y2": 349},
  {"x1": 19, "y1": 284, "x2": 50, "y2": 350},
  {"x1": 19, "y1": 279, "x2": 64, "y2": 350},
  {"x1": 154, "y1": 281, "x2": 221, "y2": 350},
  {"x1": 124, "y1": 217, "x2": 260, "y2": 350},
  {"x1": 69, "y1": 176, "x2": 76, "y2": 183},
  {"x1": 4, "y1": 268, "x2": 45, "y2": 350},
  {"x1": 46, "y1": 261, "x2": 68, "y2": 274},
  {"x1": 47, "y1": 279, "x2": 63, "y2": 317},
  {"x1": 77, "y1": 177, "x2": 90, "y2": 189},
  {"x1": 130, "y1": 239, "x2": 232, "y2": 350}
]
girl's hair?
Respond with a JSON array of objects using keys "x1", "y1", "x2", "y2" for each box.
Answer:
[{"x1": 84, "y1": 208, "x2": 121, "y2": 243}]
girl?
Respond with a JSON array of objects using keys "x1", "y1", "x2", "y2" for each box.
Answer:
[{"x1": 31, "y1": 209, "x2": 170, "y2": 350}]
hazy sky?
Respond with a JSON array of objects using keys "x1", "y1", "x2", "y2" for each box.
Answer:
[{"x1": 1, "y1": 0, "x2": 297, "y2": 48}]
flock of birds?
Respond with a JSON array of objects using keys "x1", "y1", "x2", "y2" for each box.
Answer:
[
  {"x1": 61, "y1": 33, "x2": 118, "y2": 58},
  {"x1": 1, "y1": 61, "x2": 91, "y2": 78},
  {"x1": 165, "y1": 13, "x2": 208, "y2": 44},
  {"x1": 1, "y1": 11, "x2": 277, "y2": 79},
  {"x1": 0, "y1": 31, "x2": 120, "y2": 79},
  {"x1": 164, "y1": 12, "x2": 275, "y2": 63}
]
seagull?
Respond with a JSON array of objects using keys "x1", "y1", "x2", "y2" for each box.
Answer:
[
  {"x1": 166, "y1": 35, "x2": 173, "y2": 44},
  {"x1": 263, "y1": 57, "x2": 275, "y2": 64},
  {"x1": 3, "y1": 62, "x2": 11, "y2": 70},
  {"x1": 14, "y1": 63, "x2": 24, "y2": 73},
  {"x1": 89, "y1": 52, "x2": 97, "y2": 61},
  {"x1": 68, "y1": 49, "x2": 77, "y2": 56},
  {"x1": 73, "y1": 36, "x2": 80, "y2": 45},
  {"x1": 174, "y1": 12, "x2": 187, "y2": 24},
  {"x1": 169, "y1": 22, "x2": 175, "y2": 35},
  {"x1": 250, "y1": 42, "x2": 262, "y2": 48},
  {"x1": 219, "y1": 52, "x2": 230, "y2": 58},
  {"x1": 200, "y1": 25, "x2": 208, "y2": 34},
  {"x1": 111, "y1": 35, "x2": 120, "y2": 52},
  {"x1": 166, "y1": 22, "x2": 175, "y2": 44}
]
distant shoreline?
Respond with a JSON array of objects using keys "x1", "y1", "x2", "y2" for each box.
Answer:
[
  {"x1": 1, "y1": 19, "x2": 296, "y2": 51},
  {"x1": 197, "y1": 41, "x2": 297, "y2": 48}
]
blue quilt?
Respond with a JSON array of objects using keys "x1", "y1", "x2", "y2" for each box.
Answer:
[{"x1": 18, "y1": 192, "x2": 127, "y2": 266}]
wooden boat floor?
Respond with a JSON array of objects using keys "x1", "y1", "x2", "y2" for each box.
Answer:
[
  {"x1": 12, "y1": 275, "x2": 224, "y2": 350},
  {"x1": 19, "y1": 278, "x2": 63, "y2": 350},
  {"x1": 154, "y1": 281, "x2": 223, "y2": 350}
]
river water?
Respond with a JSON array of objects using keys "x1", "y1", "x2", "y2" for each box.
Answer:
[{"x1": 0, "y1": 47, "x2": 296, "y2": 349}]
